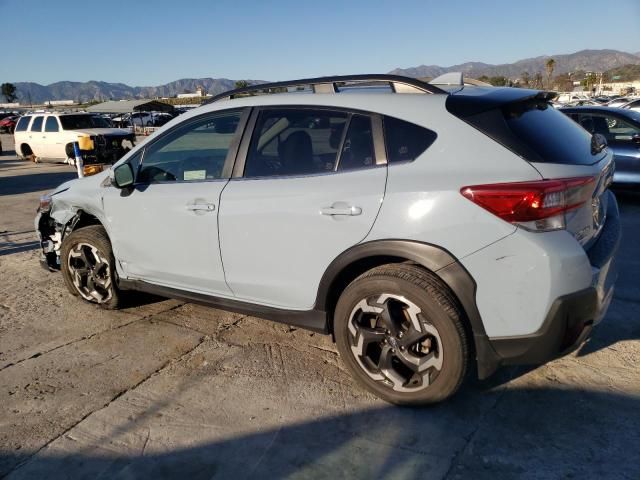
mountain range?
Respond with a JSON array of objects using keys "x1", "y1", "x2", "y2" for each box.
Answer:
[
  {"x1": 389, "y1": 49, "x2": 640, "y2": 79},
  {"x1": 7, "y1": 49, "x2": 640, "y2": 104},
  {"x1": 10, "y1": 78, "x2": 264, "y2": 105}
]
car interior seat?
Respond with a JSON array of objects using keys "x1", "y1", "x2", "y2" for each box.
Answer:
[{"x1": 279, "y1": 131, "x2": 314, "y2": 175}]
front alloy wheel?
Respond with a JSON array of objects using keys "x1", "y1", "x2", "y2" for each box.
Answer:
[
  {"x1": 60, "y1": 225, "x2": 122, "y2": 309},
  {"x1": 67, "y1": 242, "x2": 113, "y2": 303}
]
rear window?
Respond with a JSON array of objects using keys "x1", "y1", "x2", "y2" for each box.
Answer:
[
  {"x1": 503, "y1": 102, "x2": 597, "y2": 165},
  {"x1": 453, "y1": 99, "x2": 602, "y2": 166},
  {"x1": 383, "y1": 116, "x2": 437, "y2": 163},
  {"x1": 15, "y1": 116, "x2": 31, "y2": 132}
]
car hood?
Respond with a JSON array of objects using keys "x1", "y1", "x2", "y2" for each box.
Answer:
[
  {"x1": 70, "y1": 128, "x2": 131, "y2": 136},
  {"x1": 51, "y1": 169, "x2": 111, "y2": 196}
]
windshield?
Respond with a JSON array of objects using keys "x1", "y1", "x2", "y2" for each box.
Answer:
[{"x1": 59, "y1": 115, "x2": 111, "y2": 130}]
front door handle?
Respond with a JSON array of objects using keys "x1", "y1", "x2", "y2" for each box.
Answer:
[
  {"x1": 320, "y1": 202, "x2": 362, "y2": 216},
  {"x1": 186, "y1": 203, "x2": 215, "y2": 212}
]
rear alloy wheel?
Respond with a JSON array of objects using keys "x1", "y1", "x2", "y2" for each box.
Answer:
[
  {"x1": 335, "y1": 264, "x2": 469, "y2": 405},
  {"x1": 61, "y1": 225, "x2": 122, "y2": 309}
]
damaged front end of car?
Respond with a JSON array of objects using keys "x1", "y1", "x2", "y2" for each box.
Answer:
[{"x1": 35, "y1": 173, "x2": 109, "y2": 271}]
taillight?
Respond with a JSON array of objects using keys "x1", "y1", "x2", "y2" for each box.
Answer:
[{"x1": 460, "y1": 177, "x2": 595, "y2": 232}]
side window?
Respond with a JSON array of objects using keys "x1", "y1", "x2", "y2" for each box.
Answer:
[
  {"x1": 383, "y1": 116, "x2": 437, "y2": 163},
  {"x1": 578, "y1": 114, "x2": 611, "y2": 137},
  {"x1": 337, "y1": 114, "x2": 376, "y2": 171},
  {"x1": 137, "y1": 110, "x2": 242, "y2": 184},
  {"x1": 30, "y1": 116, "x2": 44, "y2": 132},
  {"x1": 15, "y1": 116, "x2": 31, "y2": 132},
  {"x1": 603, "y1": 116, "x2": 640, "y2": 141},
  {"x1": 244, "y1": 109, "x2": 348, "y2": 178},
  {"x1": 45, "y1": 116, "x2": 59, "y2": 132}
]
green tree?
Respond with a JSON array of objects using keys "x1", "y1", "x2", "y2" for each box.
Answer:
[
  {"x1": 1, "y1": 83, "x2": 17, "y2": 103},
  {"x1": 545, "y1": 58, "x2": 556, "y2": 89},
  {"x1": 520, "y1": 71, "x2": 531, "y2": 88},
  {"x1": 234, "y1": 80, "x2": 250, "y2": 89}
]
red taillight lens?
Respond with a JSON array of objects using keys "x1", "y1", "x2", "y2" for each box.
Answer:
[{"x1": 461, "y1": 177, "x2": 595, "y2": 231}]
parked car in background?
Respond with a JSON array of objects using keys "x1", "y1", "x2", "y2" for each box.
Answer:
[
  {"x1": 561, "y1": 106, "x2": 640, "y2": 185},
  {"x1": 35, "y1": 74, "x2": 620, "y2": 405},
  {"x1": 152, "y1": 112, "x2": 174, "y2": 127},
  {"x1": 14, "y1": 113, "x2": 135, "y2": 169},
  {"x1": 607, "y1": 97, "x2": 634, "y2": 108},
  {"x1": 112, "y1": 112, "x2": 154, "y2": 127},
  {"x1": 620, "y1": 98, "x2": 640, "y2": 113},
  {"x1": 0, "y1": 115, "x2": 18, "y2": 133}
]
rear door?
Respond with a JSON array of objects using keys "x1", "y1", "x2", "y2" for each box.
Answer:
[
  {"x1": 218, "y1": 107, "x2": 387, "y2": 310},
  {"x1": 42, "y1": 116, "x2": 63, "y2": 158}
]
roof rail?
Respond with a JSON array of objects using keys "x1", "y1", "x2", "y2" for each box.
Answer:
[{"x1": 205, "y1": 74, "x2": 447, "y2": 104}]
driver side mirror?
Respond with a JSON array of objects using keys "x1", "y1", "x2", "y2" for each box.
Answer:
[{"x1": 112, "y1": 163, "x2": 134, "y2": 189}]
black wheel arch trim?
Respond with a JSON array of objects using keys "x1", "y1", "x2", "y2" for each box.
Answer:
[{"x1": 314, "y1": 239, "x2": 502, "y2": 379}]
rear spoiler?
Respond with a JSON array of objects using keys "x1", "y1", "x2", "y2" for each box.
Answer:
[{"x1": 446, "y1": 88, "x2": 557, "y2": 117}]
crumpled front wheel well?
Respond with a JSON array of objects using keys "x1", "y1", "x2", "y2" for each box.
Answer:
[{"x1": 68, "y1": 211, "x2": 102, "y2": 233}]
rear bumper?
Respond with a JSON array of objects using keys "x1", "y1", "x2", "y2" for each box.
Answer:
[{"x1": 487, "y1": 191, "x2": 621, "y2": 366}]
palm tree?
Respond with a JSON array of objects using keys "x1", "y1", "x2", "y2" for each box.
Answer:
[{"x1": 545, "y1": 58, "x2": 556, "y2": 90}]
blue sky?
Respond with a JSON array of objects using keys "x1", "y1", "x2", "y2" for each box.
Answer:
[{"x1": 1, "y1": 0, "x2": 639, "y2": 86}]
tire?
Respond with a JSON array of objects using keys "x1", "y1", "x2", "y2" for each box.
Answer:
[
  {"x1": 65, "y1": 143, "x2": 76, "y2": 159},
  {"x1": 334, "y1": 264, "x2": 469, "y2": 405},
  {"x1": 60, "y1": 225, "x2": 122, "y2": 309},
  {"x1": 21, "y1": 144, "x2": 35, "y2": 163}
]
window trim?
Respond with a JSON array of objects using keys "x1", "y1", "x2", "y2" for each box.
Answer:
[
  {"x1": 231, "y1": 105, "x2": 387, "y2": 180},
  {"x1": 132, "y1": 107, "x2": 250, "y2": 186}
]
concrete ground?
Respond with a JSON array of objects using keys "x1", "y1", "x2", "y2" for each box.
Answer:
[{"x1": 0, "y1": 132, "x2": 639, "y2": 479}]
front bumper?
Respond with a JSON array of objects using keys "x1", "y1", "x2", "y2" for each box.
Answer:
[
  {"x1": 35, "y1": 210, "x2": 61, "y2": 271},
  {"x1": 488, "y1": 191, "x2": 621, "y2": 365}
]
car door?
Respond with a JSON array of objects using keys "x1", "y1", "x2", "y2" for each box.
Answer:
[
  {"x1": 103, "y1": 108, "x2": 249, "y2": 295},
  {"x1": 42, "y1": 116, "x2": 63, "y2": 159},
  {"x1": 218, "y1": 107, "x2": 387, "y2": 310}
]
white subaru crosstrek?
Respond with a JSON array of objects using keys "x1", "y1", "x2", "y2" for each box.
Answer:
[{"x1": 35, "y1": 75, "x2": 620, "y2": 405}]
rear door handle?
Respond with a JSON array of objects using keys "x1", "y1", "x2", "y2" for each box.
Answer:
[
  {"x1": 320, "y1": 202, "x2": 362, "y2": 216},
  {"x1": 186, "y1": 203, "x2": 215, "y2": 212}
]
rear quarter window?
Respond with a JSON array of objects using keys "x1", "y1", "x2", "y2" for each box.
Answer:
[
  {"x1": 15, "y1": 116, "x2": 31, "y2": 132},
  {"x1": 383, "y1": 116, "x2": 437, "y2": 163}
]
